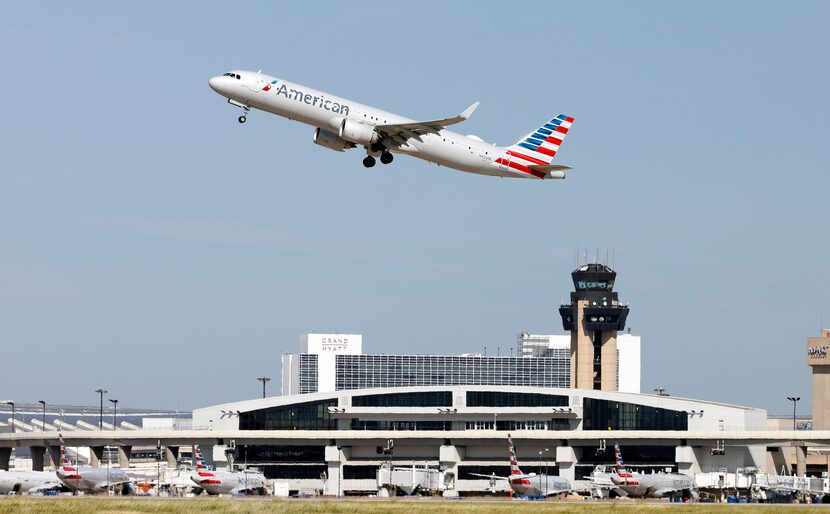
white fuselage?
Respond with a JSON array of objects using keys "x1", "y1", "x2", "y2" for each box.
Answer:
[
  {"x1": 56, "y1": 464, "x2": 130, "y2": 493},
  {"x1": 509, "y1": 473, "x2": 571, "y2": 497},
  {"x1": 190, "y1": 468, "x2": 267, "y2": 495},
  {"x1": 0, "y1": 471, "x2": 62, "y2": 494},
  {"x1": 208, "y1": 71, "x2": 531, "y2": 178},
  {"x1": 611, "y1": 471, "x2": 694, "y2": 498}
]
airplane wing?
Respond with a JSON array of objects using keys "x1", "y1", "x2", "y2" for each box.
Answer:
[
  {"x1": 468, "y1": 473, "x2": 510, "y2": 481},
  {"x1": 27, "y1": 482, "x2": 63, "y2": 493},
  {"x1": 375, "y1": 102, "x2": 480, "y2": 147},
  {"x1": 94, "y1": 477, "x2": 132, "y2": 491},
  {"x1": 649, "y1": 487, "x2": 679, "y2": 497}
]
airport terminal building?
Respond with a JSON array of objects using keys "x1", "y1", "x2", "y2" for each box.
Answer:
[{"x1": 192, "y1": 384, "x2": 767, "y2": 495}]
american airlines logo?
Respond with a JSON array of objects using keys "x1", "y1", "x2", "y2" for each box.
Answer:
[{"x1": 263, "y1": 80, "x2": 350, "y2": 116}]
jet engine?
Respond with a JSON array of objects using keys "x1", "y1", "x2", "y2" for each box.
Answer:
[
  {"x1": 338, "y1": 119, "x2": 379, "y2": 145},
  {"x1": 313, "y1": 128, "x2": 356, "y2": 152}
]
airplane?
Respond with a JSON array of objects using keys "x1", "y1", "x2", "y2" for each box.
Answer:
[
  {"x1": 0, "y1": 470, "x2": 63, "y2": 494},
  {"x1": 470, "y1": 433, "x2": 570, "y2": 499},
  {"x1": 609, "y1": 443, "x2": 696, "y2": 500},
  {"x1": 55, "y1": 434, "x2": 132, "y2": 494},
  {"x1": 190, "y1": 443, "x2": 267, "y2": 495},
  {"x1": 208, "y1": 71, "x2": 575, "y2": 180}
]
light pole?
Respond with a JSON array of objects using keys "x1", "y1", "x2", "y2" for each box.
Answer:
[
  {"x1": 335, "y1": 445, "x2": 342, "y2": 498},
  {"x1": 257, "y1": 377, "x2": 270, "y2": 399},
  {"x1": 787, "y1": 396, "x2": 800, "y2": 431},
  {"x1": 37, "y1": 400, "x2": 46, "y2": 431},
  {"x1": 543, "y1": 448, "x2": 550, "y2": 496},
  {"x1": 156, "y1": 439, "x2": 161, "y2": 497},
  {"x1": 109, "y1": 399, "x2": 118, "y2": 430},
  {"x1": 2, "y1": 401, "x2": 14, "y2": 434},
  {"x1": 95, "y1": 389, "x2": 107, "y2": 430}
]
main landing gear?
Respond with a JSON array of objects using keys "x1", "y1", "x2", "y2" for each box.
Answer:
[{"x1": 363, "y1": 152, "x2": 393, "y2": 168}]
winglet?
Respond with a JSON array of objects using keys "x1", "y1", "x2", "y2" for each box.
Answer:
[{"x1": 460, "y1": 101, "x2": 480, "y2": 120}]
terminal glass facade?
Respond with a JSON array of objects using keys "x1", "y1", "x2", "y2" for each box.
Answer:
[
  {"x1": 239, "y1": 399, "x2": 337, "y2": 431},
  {"x1": 582, "y1": 398, "x2": 688, "y2": 431},
  {"x1": 334, "y1": 354, "x2": 569, "y2": 390},
  {"x1": 466, "y1": 391, "x2": 568, "y2": 407},
  {"x1": 352, "y1": 391, "x2": 452, "y2": 407},
  {"x1": 350, "y1": 419, "x2": 452, "y2": 431}
]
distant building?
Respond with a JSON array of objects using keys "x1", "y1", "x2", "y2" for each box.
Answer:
[
  {"x1": 281, "y1": 333, "x2": 570, "y2": 395},
  {"x1": 517, "y1": 332, "x2": 641, "y2": 394}
]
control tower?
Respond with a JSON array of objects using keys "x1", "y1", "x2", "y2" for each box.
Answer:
[
  {"x1": 807, "y1": 329, "x2": 830, "y2": 430},
  {"x1": 559, "y1": 264, "x2": 629, "y2": 391}
]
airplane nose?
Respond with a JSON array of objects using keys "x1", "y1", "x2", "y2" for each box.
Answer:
[{"x1": 208, "y1": 76, "x2": 222, "y2": 92}]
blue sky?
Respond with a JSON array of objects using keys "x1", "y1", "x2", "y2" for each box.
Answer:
[{"x1": 0, "y1": 1, "x2": 827, "y2": 415}]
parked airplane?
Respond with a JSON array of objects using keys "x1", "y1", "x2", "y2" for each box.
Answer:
[
  {"x1": 56, "y1": 434, "x2": 131, "y2": 494},
  {"x1": 470, "y1": 434, "x2": 570, "y2": 499},
  {"x1": 0, "y1": 470, "x2": 63, "y2": 494},
  {"x1": 208, "y1": 71, "x2": 575, "y2": 179},
  {"x1": 610, "y1": 443, "x2": 696, "y2": 500},
  {"x1": 190, "y1": 443, "x2": 267, "y2": 495}
]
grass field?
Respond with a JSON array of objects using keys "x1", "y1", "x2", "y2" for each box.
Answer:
[{"x1": 1, "y1": 498, "x2": 828, "y2": 514}]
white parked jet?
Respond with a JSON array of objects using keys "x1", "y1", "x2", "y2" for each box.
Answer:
[
  {"x1": 609, "y1": 443, "x2": 695, "y2": 500},
  {"x1": 470, "y1": 434, "x2": 570, "y2": 499},
  {"x1": 208, "y1": 71, "x2": 575, "y2": 179},
  {"x1": 190, "y1": 443, "x2": 267, "y2": 495},
  {"x1": 0, "y1": 470, "x2": 63, "y2": 494},
  {"x1": 55, "y1": 434, "x2": 131, "y2": 494}
]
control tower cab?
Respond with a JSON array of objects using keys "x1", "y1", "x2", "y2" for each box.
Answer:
[{"x1": 559, "y1": 264, "x2": 629, "y2": 391}]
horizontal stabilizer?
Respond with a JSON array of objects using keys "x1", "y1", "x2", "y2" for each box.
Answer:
[{"x1": 528, "y1": 164, "x2": 573, "y2": 173}]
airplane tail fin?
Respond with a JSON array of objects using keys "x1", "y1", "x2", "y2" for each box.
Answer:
[
  {"x1": 614, "y1": 443, "x2": 629, "y2": 476},
  {"x1": 496, "y1": 114, "x2": 574, "y2": 178},
  {"x1": 508, "y1": 433, "x2": 525, "y2": 476},
  {"x1": 58, "y1": 433, "x2": 71, "y2": 467},
  {"x1": 193, "y1": 442, "x2": 207, "y2": 470}
]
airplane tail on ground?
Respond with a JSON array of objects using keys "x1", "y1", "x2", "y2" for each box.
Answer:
[
  {"x1": 193, "y1": 442, "x2": 207, "y2": 470},
  {"x1": 508, "y1": 433, "x2": 525, "y2": 476},
  {"x1": 58, "y1": 433, "x2": 71, "y2": 467},
  {"x1": 56, "y1": 433, "x2": 81, "y2": 480},
  {"x1": 496, "y1": 114, "x2": 574, "y2": 178},
  {"x1": 614, "y1": 443, "x2": 634, "y2": 479}
]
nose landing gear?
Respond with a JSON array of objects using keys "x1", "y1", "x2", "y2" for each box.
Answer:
[{"x1": 236, "y1": 104, "x2": 250, "y2": 124}]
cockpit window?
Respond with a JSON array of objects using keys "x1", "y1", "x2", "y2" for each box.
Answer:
[{"x1": 222, "y1": 72, "x2": 242, "y2": 79}]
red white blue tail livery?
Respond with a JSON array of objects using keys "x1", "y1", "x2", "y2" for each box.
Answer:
[
  {"x1": 209, "y1": 71, "x2": 575, "y2": 180},
  {"x1": 469, "y1": 433, "x2": 571, "y2": 499},
  {"x1": 190, "y1": 442, "x2": 267, "y2": 495},
  {"x1": 610, "y1": 443, "x2": 696, "y2": 499}
]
